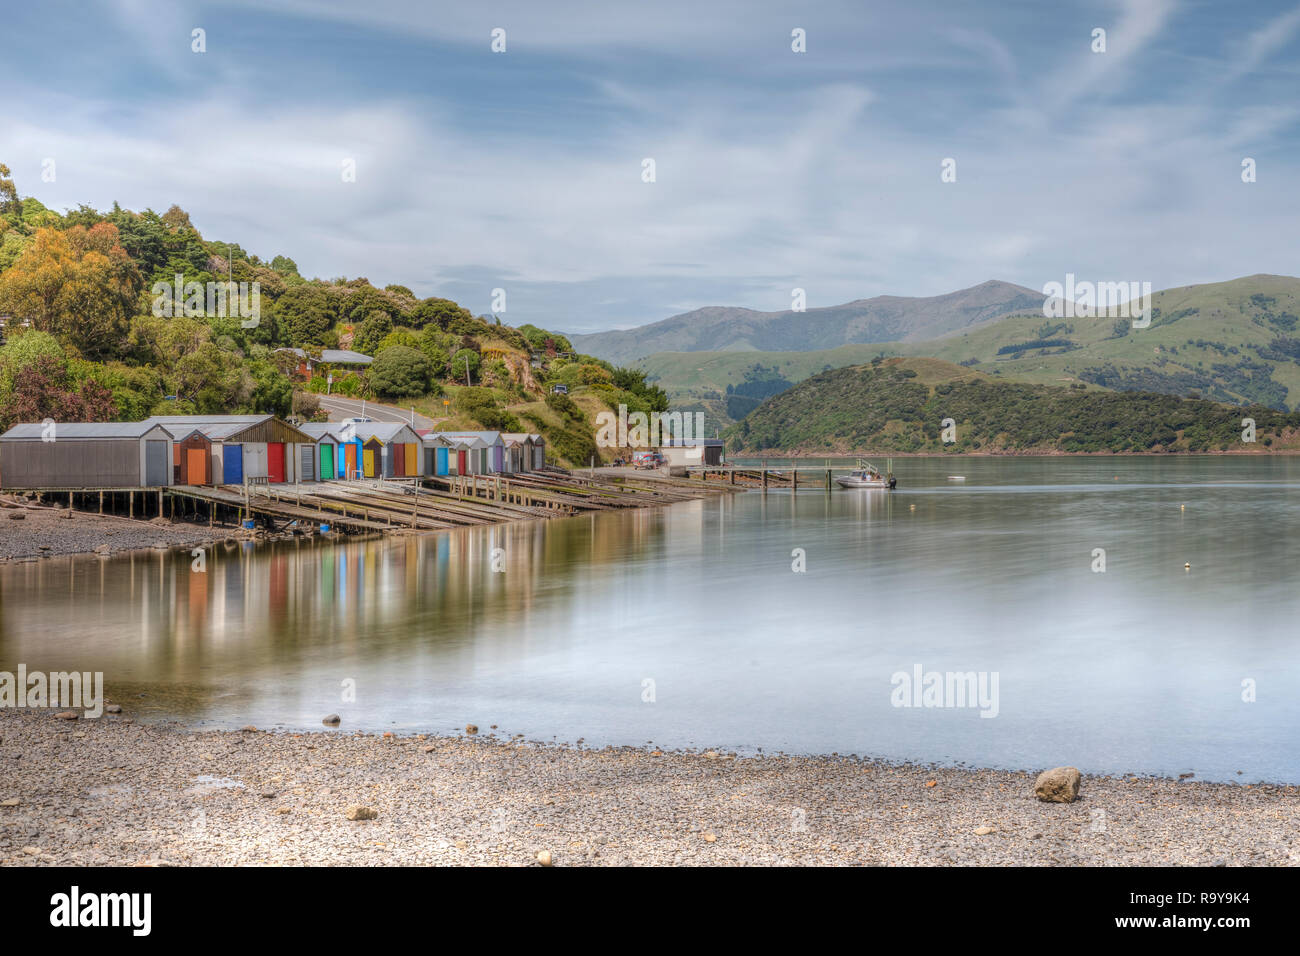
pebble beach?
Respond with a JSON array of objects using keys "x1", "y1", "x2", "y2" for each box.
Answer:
[
  {"x1": 1, "y1": 709, "x2": 1296, "y2": 866},
  {"x1": 0, "y1": 500, "x2": 222, "y2": 561}
]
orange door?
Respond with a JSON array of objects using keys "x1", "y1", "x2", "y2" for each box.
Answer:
[
  {"x1": 345, "y1": 443, "x2": 358, "y2": 478},
  {"x1": 186, "y1": 447, "x2": 207, "y2": 485}
]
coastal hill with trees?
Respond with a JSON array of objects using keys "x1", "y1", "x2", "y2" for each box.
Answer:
[
  {"x1": 0, "y1": 163, "x2": 666, "y2": 466},
  {"x1": 725, "y1": 357, "x2": 1300, "y2": 456}
]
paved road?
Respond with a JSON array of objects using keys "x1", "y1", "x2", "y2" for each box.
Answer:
[{"x1": 315, "y1": 395, "x2": 444, "y2": 428}]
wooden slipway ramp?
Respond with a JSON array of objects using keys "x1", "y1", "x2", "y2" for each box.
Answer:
[{"x1": 169, "y1": 468, "x2": 733, "y2": 535}]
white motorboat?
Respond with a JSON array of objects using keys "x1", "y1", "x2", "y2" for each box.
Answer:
[{"x1": 835, "y1": 458, "x2": 896, "y2": 489}]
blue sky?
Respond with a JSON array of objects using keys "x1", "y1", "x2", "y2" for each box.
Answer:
[{"x1": 3, "y1": 0, "x2": 1299, "y2": 333}]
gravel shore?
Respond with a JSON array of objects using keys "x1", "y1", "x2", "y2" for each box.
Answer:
[
  {"x1": 1, "y1": 710, "x2": 1295, "y2": 866},
  {"x1": 0, "y1": 500, "x2": 236, "y2": 561}
]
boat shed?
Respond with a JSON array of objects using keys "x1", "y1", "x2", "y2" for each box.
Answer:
[
  {"x1": 339, "y1": 423, "x2": 425, "y2": 478},
  {"x1": 501, "y1": 433, "x2": 544, "y2": 473},
  {"x1": 419, "y1": 431, "x2": 461, "y2": 477},
  {"x1": 436, "y1": 431, "x2": 505, "y2": 474},
  {"x1": 658, "y1": 438, "x2": 724, "y2": 467},
  {"x1": 297, "y1": 423, "x2": 344, "y2": 481},
  {"x1": 144, "y1": 415, "x2": 316, "y2": 484},
  {"x1": 0, "y1": 421, "x2": 176, "y2": 489},
  {"x1": 173, "y1": 429, "x2": 214, "y2": 485}
]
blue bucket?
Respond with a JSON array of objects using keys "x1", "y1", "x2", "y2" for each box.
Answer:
[
  {"x1": 242, "y1": 519, "x2": 255, "y2": 530},
  {"x1": 319, "y1": 524, "x2": 331, "y2": 534}
]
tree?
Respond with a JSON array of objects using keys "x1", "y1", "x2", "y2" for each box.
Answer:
[
  {"x1": 274, "y1": 282, "x2": 337, "y2": 346},
  {"x1": 352, "y1": 309, "x2": 393, "y2": 355},
  {"x1": 368, "y1": 346, "x2": 432, "y2": 397},
  {"x1": 417, "y1": 325, "x2": 450, "y2": 377},
  {"x1": 409, "y1": 296, "x2": 474, "y2": 330},
  {"x1": 0, "y1": 162, "x2": 21, "y2": 218},
  {"x1": 3, "y1": 355, "x2": 116, "y2": 431},
  {"x1": 0, "y1": 224, "x2": 141, "y2": 359},
  {"x1": 450, "y1": 348, "x2": 480, "y2": 384},
  {"x1": 270, "y1": 255, "x2": 299, "y2": 276}
]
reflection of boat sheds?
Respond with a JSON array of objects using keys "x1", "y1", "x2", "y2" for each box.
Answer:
[
  {"x1": 0, "y1": 421, "x2": 177, "y2": 488},
  {"x1": 143, "y1": 415, "x2": 316, "y2": 485}
]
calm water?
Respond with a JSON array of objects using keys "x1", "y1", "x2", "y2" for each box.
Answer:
[{"x1": 3, "y1": 456, "x2": 1299, "y2": 782}]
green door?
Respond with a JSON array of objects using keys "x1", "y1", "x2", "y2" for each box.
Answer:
[{"x1": 320, "y1": 444, "x2": 335, "y2": 479}]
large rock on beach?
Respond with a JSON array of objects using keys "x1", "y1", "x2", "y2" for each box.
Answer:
[{"x1": 1034, "y1": 766, "x2": 1081, "y2": 803}]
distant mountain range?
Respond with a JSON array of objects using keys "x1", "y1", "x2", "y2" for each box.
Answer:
[
  {"x1": 609, "y1": 274, "x2": 1300, "y2": 421},
  {"x1": 570, "y1": 280, "x2": 1043, "y2": 365}
]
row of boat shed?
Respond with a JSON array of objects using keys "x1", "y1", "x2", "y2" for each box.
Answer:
[{"x1": 0, "y1": 415, "x2": 546, "y2": 489}]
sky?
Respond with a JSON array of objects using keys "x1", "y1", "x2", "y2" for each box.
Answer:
[{"x1": 2, "y1": 0, "x2": 1299, "y2": 334}]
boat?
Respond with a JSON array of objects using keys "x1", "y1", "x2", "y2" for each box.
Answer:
[{"x1": 835, "y1": 458, "x2": 896, "y2": 489}]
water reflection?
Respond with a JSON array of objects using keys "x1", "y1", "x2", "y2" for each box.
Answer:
[{"x1": 2, "y1": 455, "x2": 1299, "y2": 781}]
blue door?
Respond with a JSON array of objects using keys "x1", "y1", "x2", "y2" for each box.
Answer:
[
  {"x1": 223, "y1": 444, "x2": 243, "y2": 483},
  {"x1": 436, "y1": 447, "x2": 448, "y2": 476}
]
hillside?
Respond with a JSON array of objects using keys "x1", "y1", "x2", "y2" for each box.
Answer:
[
  {"x1": 724, "y1": 357, "x2": 1300, "y2": 456},
  {"x1": 0, "y1": 163, "x2": 666, "y2": 467},
  {"x1": 638, "y1": 275, "x2": 1300, "y2": 422},
  {"x1": 570, "y1": 280, "x2": 1041, "y2": 364}
]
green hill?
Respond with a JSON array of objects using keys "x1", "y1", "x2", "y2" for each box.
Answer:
[
  {"x1": 0, "y1": 163, "x2": 668, "y2": 467},
  {"x1": 639, "y1": 275, "x2": 1300, "y2": 420},
  {"x1": 724, "y1": 357, "x2": 1300, "y2": 456}
]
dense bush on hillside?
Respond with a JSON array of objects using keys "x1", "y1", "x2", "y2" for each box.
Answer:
[
  {"x1": 0, "y1": 164, "x2": 645, "y2": 437},
  {"x1": 725, "y1": 361, "x2": 1300, "y2": 455}
]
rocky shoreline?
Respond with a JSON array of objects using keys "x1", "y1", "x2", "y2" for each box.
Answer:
[
  {"x1": 0, "y1": 499, "x2": 232, "y2": 561},
  {"x1": 1, "y1": 709, "x2": 1295, "y2": 866}
]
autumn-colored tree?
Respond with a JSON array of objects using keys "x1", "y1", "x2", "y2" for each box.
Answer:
[
  {"x1": 3, "y1": 355, "x2": 116, "y2": 430},
  {"x1": 0, "y1": 224, "x2": 141, "y2": 359}
]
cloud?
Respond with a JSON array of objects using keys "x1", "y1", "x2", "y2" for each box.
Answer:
[{"x1": 2, "y1": 0, "x2": 1296, "y2": 334}]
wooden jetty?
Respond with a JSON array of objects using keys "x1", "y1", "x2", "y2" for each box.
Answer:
[{"x1": 10, "y1": 467, "x2": 739, "y2": 539}]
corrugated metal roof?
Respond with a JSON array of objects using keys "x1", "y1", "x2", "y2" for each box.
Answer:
[
  {"x1": 298, "y1": 423, "x2": 343, "y2": 441},
  {"x1": 281, "y1": 348, "x2": 373, "y2": 365},
  {"x1": 437, "y1": 431, "x2": 504, "y2": 445},
  {"x1": 142, "y1": 414, "x2": 313, "y2": 444},
  {"x1": 330, "y1": 422, "x2": 421, "y2": 443},
  {"x1": 0, "y1": 422, "x2": 175, "y2": 440}
]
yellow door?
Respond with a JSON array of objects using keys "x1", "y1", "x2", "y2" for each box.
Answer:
[
  {"x1": 363, "y1": 448, "x2": 376, "y2": 477},
  {"x1": 405, "y1": 442, "x2": 418, "y2": 475}
]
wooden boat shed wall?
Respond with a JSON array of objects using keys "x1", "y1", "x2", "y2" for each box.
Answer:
[
  {"x1": 0, "y1": 422, "x2": 176, "y2": 489},
  {"x1": 420, "y1": 432, "x2": 460, "y2": 477},
  {"x1": 436, "y1": 432, "x2": 504, "y2": 474},
  {"x1": 297, "y1": 423, "x2": 343, "y2": 481},
  {"x1": 348, "y1": 423, "x2": 424, "y2": 478},
  {"x1": 144, "y1": 415, "x2": 315, "y2": 485},
  {"x1": 500, "y1": 433, "x2": 544, "y2": 473},
  {"x1": 174, "y1": 429, "x2": 213, "y2": 485}
]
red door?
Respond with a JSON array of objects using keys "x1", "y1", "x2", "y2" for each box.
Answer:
[
  {"x1": 267, "y1": 442, "x2": 286, "y2": 483},
  {"x1": 457, "y1": 450, "x2": 467, "y2": 474}
]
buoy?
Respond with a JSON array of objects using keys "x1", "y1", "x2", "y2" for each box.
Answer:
[
  {"x1": 909, "y1": 504, "x2": 916, "y2": 511},
  {"x1": 1184, "y1": 563, "x2": 1191, "y2": 570},
  {"x1": 1180, "y1": 504, "x2": 1185, "y2": 511}
]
